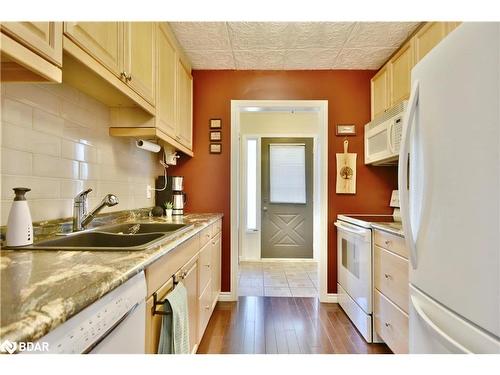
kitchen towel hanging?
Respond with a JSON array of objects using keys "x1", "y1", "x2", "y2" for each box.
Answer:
[
  {"x1": 336, "y1": 139, "x2": 357, "y2": 194},
  {"x1": 157, "y1": 282, "x2": 190, "y2": 354}
]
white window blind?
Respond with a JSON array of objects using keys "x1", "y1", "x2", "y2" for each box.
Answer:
[
  {"x1": 269, "y1": 144, "x2": 306, "y2": 204},
  {"x1": 246, "y1": 139, "x2": 257, "y2": 230}
]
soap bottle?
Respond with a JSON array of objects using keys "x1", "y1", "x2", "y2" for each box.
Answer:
[{"x1": 6, "y1": 187, "x2": 33, "y2": 247}]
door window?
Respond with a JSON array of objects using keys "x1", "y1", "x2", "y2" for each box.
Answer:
[
  {"x1": 269, "y1": 144, "x2": 306, "y2": 204},
  {"x1": 246, "y1": 138, "x2": 258, "y2": 231}
]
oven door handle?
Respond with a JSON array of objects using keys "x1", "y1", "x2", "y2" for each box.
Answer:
[{"x1": 334, "y1": 221, "x2": 370, "y2": 238}]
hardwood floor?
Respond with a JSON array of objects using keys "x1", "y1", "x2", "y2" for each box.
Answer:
[{"x1": 197, "y1": 296, "x2": 392, "y2": 354}]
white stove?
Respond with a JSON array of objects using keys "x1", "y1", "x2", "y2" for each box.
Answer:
[{"x1": 334, "y1": 191, "x2": 401, "y2": 343}]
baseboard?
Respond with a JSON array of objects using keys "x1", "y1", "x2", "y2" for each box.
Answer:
[
  {"x1": 320, "y1": 293, "x2": 338, "y2": 303},
  {"x1": 239, "y1": 258, "x2": 319, "y2": 263},
  {"x1": 218, "y1": 292, "x2": 237, "y2": 302}
]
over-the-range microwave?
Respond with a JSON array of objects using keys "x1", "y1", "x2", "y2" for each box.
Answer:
[{"x1": 364, "y1": 101, "x2": 407, "y2": 165}]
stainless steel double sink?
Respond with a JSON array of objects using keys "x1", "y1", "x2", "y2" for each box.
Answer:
[{"x1": 16, "y1": 223, "x2": 192, "y2": 251}]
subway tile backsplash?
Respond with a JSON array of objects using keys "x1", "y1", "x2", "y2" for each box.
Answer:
[{"x1": 1, "y1": 83, "x2": 157, "y2": 226}]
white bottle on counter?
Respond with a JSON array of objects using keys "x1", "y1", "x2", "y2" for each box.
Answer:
[{"x1": 6, "y1": 187, "x2": 33, "y2": 247}]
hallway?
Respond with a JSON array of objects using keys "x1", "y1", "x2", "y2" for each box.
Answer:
[{"x1": 238, "y1": 261, "x2": 319, "y2": 297}]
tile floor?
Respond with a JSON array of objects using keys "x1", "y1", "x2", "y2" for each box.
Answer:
[{"x1": 238, "y1": 261, "x2": 319, "y2": 298}]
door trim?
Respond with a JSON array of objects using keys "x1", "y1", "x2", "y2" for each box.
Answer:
[{"x1": 230, "y1": 100, "x2": 329, "y2": 302}]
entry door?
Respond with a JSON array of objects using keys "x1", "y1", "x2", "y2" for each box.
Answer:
[{"x1": 261, "y1": 138, "x2": 313, "y2": 258}]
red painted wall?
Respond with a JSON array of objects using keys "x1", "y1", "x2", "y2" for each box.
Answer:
[{"x1": 169, "y1": 70, "x2": 397, "y2": 293}]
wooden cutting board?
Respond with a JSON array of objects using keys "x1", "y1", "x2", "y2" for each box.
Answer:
[{"x1": 336, "y1": 140, "x2": 357, "y2": 194}]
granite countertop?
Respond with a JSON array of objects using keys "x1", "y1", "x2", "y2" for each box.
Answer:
[
  {"x1": 371, "y1": 221, "x2": 404, "y2": 237},
  {"x1": 0, "y1": 212, "x2": 222, "y2": 346}
]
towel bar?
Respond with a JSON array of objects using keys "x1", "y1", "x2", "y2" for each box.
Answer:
[{"x1": 152, "y1": 272, "x2": 186, "y2": 316}]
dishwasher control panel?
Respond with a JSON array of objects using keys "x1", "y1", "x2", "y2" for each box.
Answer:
[{"x1": 27, "y1": 272, "x2": 146, "y2": 354}]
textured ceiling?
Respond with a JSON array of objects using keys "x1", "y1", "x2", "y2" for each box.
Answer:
[{"x1": 169, "y1": 22, "x2": 420, "y2": 70}]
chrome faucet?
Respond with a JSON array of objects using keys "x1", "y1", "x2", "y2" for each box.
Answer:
[{"x1": 73, "y1": 188, "x2": 119, "y2": 231}]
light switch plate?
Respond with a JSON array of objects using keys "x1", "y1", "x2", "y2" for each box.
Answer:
[{"x1": 146, "y1": 185, "x2": 152, "y2": 199}]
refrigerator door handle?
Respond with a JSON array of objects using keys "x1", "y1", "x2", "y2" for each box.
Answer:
[
  {"x1": 398, "y1": 81, "x2": 419, "y2": 269},
  {"x1": 410, "y1": 295, "x2": 471, "y2": 353}
]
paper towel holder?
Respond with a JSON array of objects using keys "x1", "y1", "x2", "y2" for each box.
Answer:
[{"x1": 136, "y1": 139, "x2": 161, "y2": 153}]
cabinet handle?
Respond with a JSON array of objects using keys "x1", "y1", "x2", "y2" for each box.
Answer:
[
  {"x1": 384, "y1": 273, "x2": 392, "y2": 279},
  {"x1": 385, "y1": 240, "x2": 392, "y2": 246},
  {"x1": 385, "y1": 322, "x2": 391, "y2": 328},
  {"x1": 204, "y1": 264, "x2": 210, "y2": 268},
  {"x1": 120, "y1": 71, "x2": 128, "y2": 80},
  {"x1": 126, "y1": 74, "x2": 132, "y2": 82}
]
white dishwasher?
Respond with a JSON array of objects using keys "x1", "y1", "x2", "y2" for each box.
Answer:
[{"x1": 28, "y1": 271, "x2": 147, "y2": 354}]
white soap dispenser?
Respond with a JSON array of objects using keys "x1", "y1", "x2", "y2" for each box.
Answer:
[{"x1": 6, "y1": 187, "x2": 33, "y2": 247}]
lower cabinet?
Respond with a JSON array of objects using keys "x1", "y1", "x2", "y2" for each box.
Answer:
[
  {"x1": 211, "y1": 233, "x2": 222, "y2": 304},
  {"x1": 373, "y1": 229, "x2": 409, "y2": 354},
  {"x1": 145, "y1": 277, "x2": 174, "y2": 354},
  {"x1": 144, "y1": 219, "x2": 222, "y2": 354},
  {"x1": 182, "y1": 255, "x2": 199, "y2": 354},
  {"x1": 374, "y1": 289, "x2": 409, "y2": 354}
]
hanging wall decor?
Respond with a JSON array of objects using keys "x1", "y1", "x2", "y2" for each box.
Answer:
[
  {"x1": 336, "y1": 139, "x2": 357, "y2": 194},
  {"x1": 209, "y1": 118, "x2": 222, "y2": 129}
]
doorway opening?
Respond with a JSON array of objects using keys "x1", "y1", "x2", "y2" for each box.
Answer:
[{"x1": 230, "y1": 101, "x2": 328, "y2": 301}]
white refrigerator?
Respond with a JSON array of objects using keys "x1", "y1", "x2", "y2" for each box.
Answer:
[{"x1": 398, "y1": 23, "x2": 500, "y2": 353}]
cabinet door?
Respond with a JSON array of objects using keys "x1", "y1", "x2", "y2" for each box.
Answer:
[
  {"x1": 371, "y1": 65, "x2": 389, "y2": 119},
  {"x1": 156, "y1": 23, "x2": 177, "y2": 138},
  {"x1": 64, "y1": 22, "x2": 123, "y2": 77},
  {"x1": 211, "y1": 233, "x2": 221, "y2": 305},
  {"x1": 145, "y1": 278, "x2": 174, "y2": 354},
  {"x1": 414, "y1": 22, "x2": 447, "y2": 63},
  {"x1": 176, "y1": 59, "x2": 193, "y2": 149},
  {"x1": 445, "y1": 22, "x2": 461, "y2": 35},
  {"x1": 389, "y1": 40, "x2": 414, "y2": 106},
  {"x1": 1, "y1": 22, "x2": 62, "y2": 66},
  {"x1": 182, "y1": 259, "x2": 199, "y2": 353},
  {"x1": 123, "y1": 22, "x2": 155, "y2": 105}
]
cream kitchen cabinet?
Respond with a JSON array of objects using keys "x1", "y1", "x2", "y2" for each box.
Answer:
[
  {"x1": 144, "y1": 220, "x2": 222, "y2": 354},
  {"x1": 64, "y1": 22, "x2": 155, "y2": 106},
  {"x1": 108, "y1": 23, "x2": 194, "y2": 156},
  {"x1": 64, "y1": 22, "x2": 123, "y2": 77},
  {"x1": 388, "y1": 40, "x2": 414, "y2": 106},
  {"x1": 371, "y1": 22, "x2": 461, "y2": 120},
  {"x1": 0, "y1": 22, "x2": 62, "y2": 82},
  {"x1": 176, "y1": 58, "x2": 193, "y2": 149},
  {"x1": 211, "y1": 233, "x2": 222, "y2": 303},
  {"x1": 123, "y1": 22, "x2": 156, "y2": 105},
  {"x1": 370, "y1": 65, "x2": 389, "y2": 120},
  {"x1": 156, "y1": 22, "x2": 177, "y2": 138},
  {"x1": 413, "y1": 22, "x2": 448, "y2": 63},
  {"x1": 373, "y1": 229, "x2": 409, "y2": 354},
  {"x1": 197, "y1": 220, "x2": 222, "y2": 339}
]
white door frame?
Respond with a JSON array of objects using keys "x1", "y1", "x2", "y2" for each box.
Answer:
[{"x1": 223, "y1": 100, "x2": 332, "y2": 303}]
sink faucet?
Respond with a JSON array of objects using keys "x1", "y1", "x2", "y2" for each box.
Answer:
[{"x1": 73, "y1": 188, "x2": 119, "y2": 231}]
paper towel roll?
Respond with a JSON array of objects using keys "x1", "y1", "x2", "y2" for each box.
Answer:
[{"x1": 136, "y1": 140, "x2": 161, "y2": 153}]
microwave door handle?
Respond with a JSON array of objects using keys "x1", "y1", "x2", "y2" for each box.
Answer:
[
  {"x1": 398, "y1": 81, "x2": 419, "y2": 269},
  {"x1": 387, "y1": 120, "x2": 395, "y2": 154}
]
